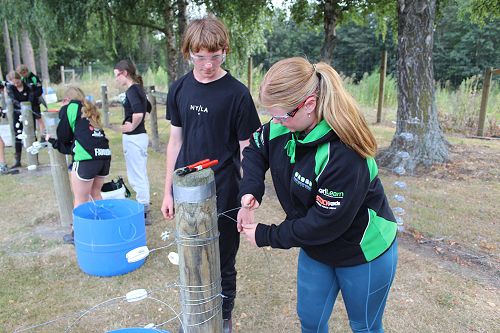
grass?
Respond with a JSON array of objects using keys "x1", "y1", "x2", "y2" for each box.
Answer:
[{"x1": 1, "y1": 95, "x2": 499, "y2": 332}]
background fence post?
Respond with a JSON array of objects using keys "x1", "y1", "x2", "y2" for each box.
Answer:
[
  {"x1": 6, "y1": 98, "x2": 15, "y2": 146},
  {"x1": 42, "y1": 112, "x2": 73, "y2": 227},
  {"x1": 60, "y1": 65, "x2": 65, "y2": 85},
  {"x1": 100, "y1": 84, "x2": 110, "y2": 128},
  {"x1": 173, "y1": 168, "x2": 223, "y2": 333},
  {"x1": 147, "y1": 86, "x2": 160, "y2": 152},
  {"x1": 376, "y1": 49, "x2": 387, "y2": 124},
  {"x1": 477, "y1": 67, "x2": 493, "y2": 137},
  {"x1": 20, "y1": 102, "x2": 38, "y2": 167}
]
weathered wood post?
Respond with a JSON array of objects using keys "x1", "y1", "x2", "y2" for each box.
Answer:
[
  {"x1": 100, "y1": 84, "x2": 110, "y2": 128},
  {"x1": 60, "y1": 65, "x2": 65, "y2": 85},
  {"x1": 173, "y1": 168, "x2": 223, "y2": 333},
  {"x1": 20, "y1": 102, "x2": 38, "y2": 167},
  {"x1": 376, "y1": 49, "x2": 387, "y2": 124},
  {"x1": 146, "y1": 86, "x2": 160, "y2": 152},
  {"x1": 0, "y1": 88, "x2": 5, "y2": 109},
  {"x1": 42, "y1": 111, "x2": 73, "y2": 227},
  {"x1": 6, "y1": 98, "x2": 15, "y2": 145},
  {"x1": 247, "y1": 56, "x2": 253, "y2": 92},
  {"x1": 477, "y1": 67, "x2": 493, "y2": 137}
]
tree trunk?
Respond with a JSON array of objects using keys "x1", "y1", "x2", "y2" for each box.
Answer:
[
  {"x1": 320, "y1": 0, "x2": 338, "y2": 64},
  {"x1": 176, "y1": 0, "x2": 189, "y2": 78},
  {"x1": 3, "y1": 20, "x2": 14, "y2": 74},
  {"x1": 378, "y1": 0, "x2": 449, "y2": 174},
  {"x1": 12, "y1": 32, "x2": 21, "y2": 70},
  {"x1": 38, "y1": 34, "x2": 50, "y2": 85},
  {"x1": 21, "y1": 30, "x2": 37, "y2": 74},
  {"x1": 164, "y1": 3, "x2": 178, "y2": 84}
]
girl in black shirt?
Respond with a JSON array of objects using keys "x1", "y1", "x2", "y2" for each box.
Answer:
[
  {"x1": 114, "y1": 60, "x2": 151, "y2": 225},
  {"x1": 6, "y1": 71, "x2": 36, "y2": 168}
]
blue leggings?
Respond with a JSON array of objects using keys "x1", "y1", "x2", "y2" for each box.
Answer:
[{"x1": 297, "y1": 240, "x2": 398, "y2": 333}]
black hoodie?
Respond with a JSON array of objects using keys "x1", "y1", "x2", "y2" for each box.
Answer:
[{"x1": 240, "y1": 120, "x2": 397, "y2": 267}]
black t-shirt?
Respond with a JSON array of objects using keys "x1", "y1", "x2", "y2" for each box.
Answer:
[
  {"x1": 166, "y1": 70, "x2": 261, "y2": 212},
  {"x1": 6, "y1": 83, "x2": 32, "y2": 111},
  {"x1": 122, "y1": 84, "x2": 147, "y2": 135}
]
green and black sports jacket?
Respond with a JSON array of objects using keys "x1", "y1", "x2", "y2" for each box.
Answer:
[
  {"x1": 52, "y1": 101, "x2": 111, "y2": 161},
  {"x1": 240, "y1": 120, "x2": 397, "y2": 267}
]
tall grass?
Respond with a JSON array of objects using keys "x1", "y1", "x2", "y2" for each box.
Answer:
[{"x1": 436, "y1": 77, "x2": 499, "y2": 136}]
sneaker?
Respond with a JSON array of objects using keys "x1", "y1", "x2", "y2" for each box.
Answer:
[
  {"x1": 223, "y1": 318, "x2": 232, "y2": 333},
  {"x1": 0, "y1": 164, "x2": 8, "y2": 175},
  {"x1": 63, "y1": 232, "x2": 74, "y2": 245}
]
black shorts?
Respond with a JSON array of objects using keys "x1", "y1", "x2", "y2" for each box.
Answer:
[{"x1": 72, "y1": 159, "x2": 110, "y2": 181}]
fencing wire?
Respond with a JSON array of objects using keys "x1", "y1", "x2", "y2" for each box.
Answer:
[{"x1": 11, "y1": 206, "x2": 276, "y2": 333}]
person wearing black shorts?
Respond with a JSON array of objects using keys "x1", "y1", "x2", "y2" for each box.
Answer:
[{"x1": 48, "y1": 86, "x2": 111, "y2": 244}]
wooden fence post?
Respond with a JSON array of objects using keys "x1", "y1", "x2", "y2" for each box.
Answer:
[
  {"x1": 0, "y1": 88, "x2": 5, "y2": 109},
  {"x1": 247, "y1": 56, "x2": 253, "y2": 92},
  {"x1": 42, "y1": 112, "x2": 73, "y2": 227},
  {"x1": 101, "y1": 84, "x2": 110, "y2": 128},
  {"x1": 173, "y1": 168, "x2": 223, "y2": 333},
  {"x1": 376, "y1": 49, "x2": 387, "y2": 124},
  {"x1": 20, "y1": 102, "x2": 38, "y2": 167},
  {"x1": 6, "y1": 98, "x2": 15, "y2": 146},
  {"x1": 477, "y1": 67, "x2": 493, "y2": 136},
  {"x1": 60, "y1": 65, "x2": 65, "y2": 85},
  {"x1": 147, "y1": 86, "x2": 160, "y2": 152}
]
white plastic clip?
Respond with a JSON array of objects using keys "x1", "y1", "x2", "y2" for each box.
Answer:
[
  {"x1": 144, "y1": 323, "x2": 155, "y2": 329},
  {"x1": 125, "y1": 289, "x2": 148, "y2": 303},
  {"x1": 126, "y1": 246, "x2": 150, "y2": 263},
  {"x1": 161, "y1": 230, "x2": 171, "y2": 241},
  {"x1": 168, "y1": 252, "x2": 179, "y2": 265}
]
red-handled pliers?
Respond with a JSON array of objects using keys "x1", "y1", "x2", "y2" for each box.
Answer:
[{"x1": 175, "y1": 159, "x2": 219, "y2": 176}]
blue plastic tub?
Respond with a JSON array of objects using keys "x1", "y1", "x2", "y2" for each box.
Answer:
[
  {"x1": 73, "y1": 199, "x2": 146, "y2": 277},
  {"x1": 107, "y1": 329, "x2": 169, "y2": 333}
]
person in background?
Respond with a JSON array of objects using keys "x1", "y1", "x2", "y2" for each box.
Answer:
[
  {"x1": 47, "y1": 86, "x2": 111, "y2": 244},
  {"x1": 161, "y1": 15, "x2": 261, "y2": 333},
  {"x1": 237, "y1": 57, "x2": 398, "y2": 333},
  {"x1": 113, "y1": 60, "x2": 151, "y2": 225},
  {"x1": 5, "y1": 71, "x2": 35, "y2": 168},
  {"x1": 17, "y1": 64, "x2": 46, "y2": 140}
]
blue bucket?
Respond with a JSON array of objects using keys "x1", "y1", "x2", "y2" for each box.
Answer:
[
  {"x1": 107, "y1": 329, "x2": 169, "y2": 333},
  {"x1": 73, "y1": 199, "x2": 146, "y2": 277}
]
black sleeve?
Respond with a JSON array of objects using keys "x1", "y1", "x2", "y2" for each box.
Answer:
[
  {"x1": 166, "y1": 81, "x2": 181, "y2": 126},
  {"x1": 127, "y1": 85, "x2": 147, "y2": 115},
  {"x1": 6, "y1": 85, "x2": 21, "y2": 109},
  {"x1": 238, "y1": 124, "x2": 270, "y2": 204},
  {"x1": 54, "y1": 106, "x2": 74, "y2": 155}
]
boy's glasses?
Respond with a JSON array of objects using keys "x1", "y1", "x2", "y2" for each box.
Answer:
[
  {"x1": 271, "y1": 95, "x2": 313, "y2": 122},
  {"x1": 190, "y1": 52, "x2": 226, "y2": 64}
]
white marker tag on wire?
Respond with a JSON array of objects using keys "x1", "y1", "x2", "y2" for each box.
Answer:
[
  {"x1": 168, "y1": 252, "x2": 179, "y2": 265},
  {"x1": 144, "y1": 323, "x2": 155, "y2": 329},
  {"x1": 126, "y1": 246, "x2": 150, "y2": 263},
  {"x1": 126, "y1": 289, "x2": 148, "y2": 303}
]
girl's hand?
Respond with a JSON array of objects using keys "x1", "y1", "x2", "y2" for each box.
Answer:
[{"x1": 241, "y1": 223, "x2": 258, "y2": 247}]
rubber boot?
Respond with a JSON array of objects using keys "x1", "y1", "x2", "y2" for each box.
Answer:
[
  {"x1": 11, "y1": 150, "x2": 22, "y2": 169},
  {"x1": 63, "y1": 229, "x2": 74, "y2": 245}
]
